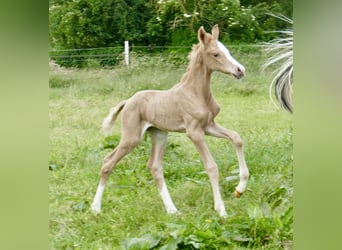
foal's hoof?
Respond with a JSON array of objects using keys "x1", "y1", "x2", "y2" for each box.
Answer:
[
  {"x1": 167, "y1": 208, "x2": 181, "y2": 215},
  {"x1": 91, "y1": 203, "x2": 101, "y2": 214},
  {"x1": 234, "y1": 189, "x2": 242, "y2": 198},
  {"x1": 219, "y1": 211, "x2": 228, "y2": 218}
]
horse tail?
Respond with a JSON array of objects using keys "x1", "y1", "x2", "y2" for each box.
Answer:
[
  {"x1": 274, "y1": 64, "x2": 293, "y2": 113},
  {"x1": 261, "y1": 15, "x2": 293, "y2": 113},
  {"x1": 102, "y1": 100, "x2": 127, "y2": 135}
]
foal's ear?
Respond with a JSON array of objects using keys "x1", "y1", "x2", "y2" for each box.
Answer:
[
  {"x1": 198, "y1": 26, "x2": 208, "y2": 46},
  {"x1": 211, "y1": 24, "x2": 219, "y2": 40}
]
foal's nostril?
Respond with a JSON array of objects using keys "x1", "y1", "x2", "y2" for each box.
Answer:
[{"x1": 237, "y1": 66, "x2": 245, "y2": 76}]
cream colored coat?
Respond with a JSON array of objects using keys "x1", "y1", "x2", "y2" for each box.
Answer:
[{"x1": 92, "y1": 25, "x2": 249, "y2": 217}]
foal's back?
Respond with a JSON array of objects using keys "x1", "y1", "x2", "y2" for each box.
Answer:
[{"x1": 121, "y1": 89, "x2": 186, "y2": 132}]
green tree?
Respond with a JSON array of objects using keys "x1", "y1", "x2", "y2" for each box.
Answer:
[
  {"x1": 49, "y1": 0, "x2": 292, "y2": 67},
  {"x1": 49, "y1": 0, "x2": 151, "y2": 49}
]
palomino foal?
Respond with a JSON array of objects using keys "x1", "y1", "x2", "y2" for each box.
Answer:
[{"x1": 91, "y1": 25, "x2": 249, "y2": 217}]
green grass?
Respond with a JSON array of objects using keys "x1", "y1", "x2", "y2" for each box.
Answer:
[{"x1": 49, "y1": 50, "x2": 292, "y2": 249}]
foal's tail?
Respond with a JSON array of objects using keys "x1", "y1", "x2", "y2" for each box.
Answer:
[{"x1": 102, "y1": 100, "x2": 126, "y2": 135}]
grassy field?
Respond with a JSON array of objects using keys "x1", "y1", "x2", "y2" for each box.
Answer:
[{"x1": 49, "y1": 49, "x2": 292, "y2": 249}]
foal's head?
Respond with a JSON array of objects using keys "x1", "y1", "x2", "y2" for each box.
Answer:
[{"x1": 198, "y1": 25, "x2": 245, "y2": 79}]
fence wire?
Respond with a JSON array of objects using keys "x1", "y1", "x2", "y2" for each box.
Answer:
[{"x1": 49, "y1": 44, "x2": 260, "y2": 66}]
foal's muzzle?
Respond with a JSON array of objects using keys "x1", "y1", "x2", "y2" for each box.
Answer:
[{"x1": 233, "y1": 66, "x2": 245, "y2": 79}]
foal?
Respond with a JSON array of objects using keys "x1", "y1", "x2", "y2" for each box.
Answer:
[{"x1": 91, "y1": 25, "x2": 249, "y2": 217}]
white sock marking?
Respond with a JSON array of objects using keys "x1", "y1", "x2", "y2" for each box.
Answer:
[
  {"x1": 91, "y1": 184, "x2": 105, "y2": 213},
  {"x1": 160, "y1": 183, "x2": 178, "y2": 214}
]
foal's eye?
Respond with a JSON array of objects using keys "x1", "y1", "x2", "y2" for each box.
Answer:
[{"x1": 213, "y1": 53, "x2": 219, "y2": 58}]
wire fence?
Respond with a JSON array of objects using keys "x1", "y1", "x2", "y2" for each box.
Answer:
[{"x1": 49, "y1": 43, "x2": 260, "y2": 68}]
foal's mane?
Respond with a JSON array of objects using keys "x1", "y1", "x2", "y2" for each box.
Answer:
[
  {"x1": 179, "y1": 44, "x2": 203, "y2": 83},
  {"x1": 188, "y1": 44, "x2": 201, "y2": 66},
  {"x1": 179, "y1": 33, "x2": 215, "y2": 84}
]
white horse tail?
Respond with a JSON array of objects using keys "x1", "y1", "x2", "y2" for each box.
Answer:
[
  {"x1": 262, "y1": 15, "x2": 293, "y2": 113},
  {"x1": 274, "y1": 64, "x2": 293, "y2": 112},
  {"x1": 102, "y1": 100, "x2": 127, "y2": 135}
]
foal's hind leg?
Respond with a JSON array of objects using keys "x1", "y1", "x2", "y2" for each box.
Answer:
[
  {"x1": 91, "y1": 123, "x2": 146, "y2": 213},
  {"x1": 147, "y1": 128, "x2": 178, "y2": 214},
  {"x1": 206, "y1": 122, "x2": 249, "y2": 197}
]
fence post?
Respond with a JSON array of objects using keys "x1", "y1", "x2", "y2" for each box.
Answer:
[{"x1": 124, "y1": 41, "x2": 129, "y2": 66}]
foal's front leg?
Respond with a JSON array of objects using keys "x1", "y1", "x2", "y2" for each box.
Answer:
[
  {"x1": 187, "y1": 129, "x2": 227, "y2": 217},
  {"x1": 206, "y1": 122, "x2": 249, "y2": 197}
]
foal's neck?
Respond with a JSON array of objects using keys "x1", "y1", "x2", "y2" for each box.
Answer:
[{"x1": 178, "y1": 54, "x2": 213, "y2": 102}]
